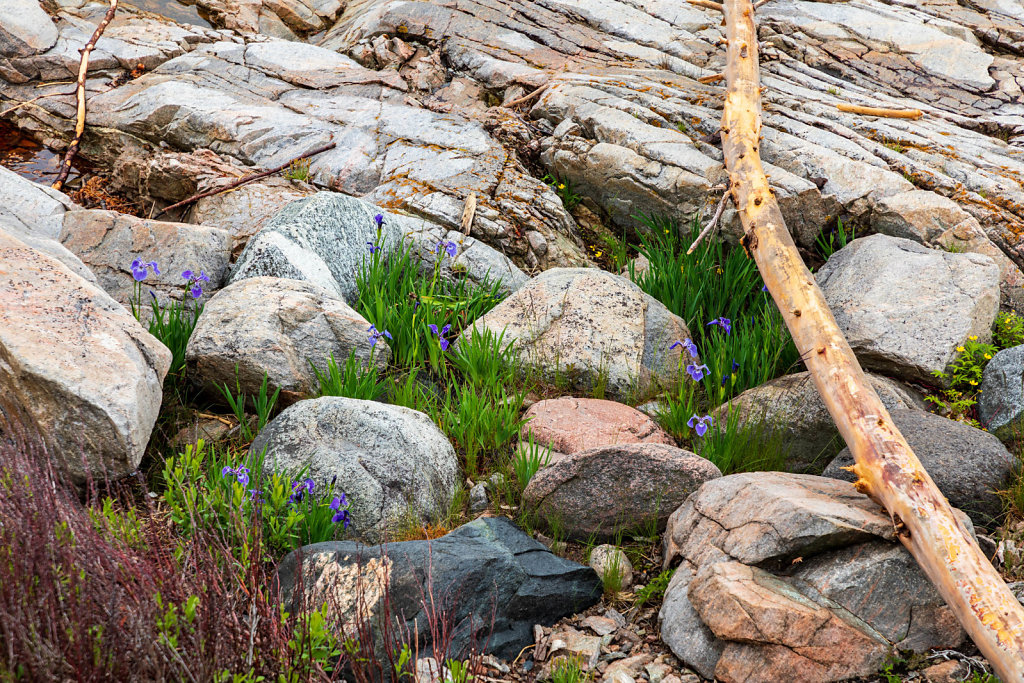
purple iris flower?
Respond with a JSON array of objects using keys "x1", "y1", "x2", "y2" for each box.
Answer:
[
  {"x1": 130, "y1": 259, "x2": 160, "y2": 282},
  {"x1": 182, "y1": 269, "x2": 194, "y2": 280},
  {"x1": 687, "y1": 414, "x2": 713, "y2": 437},
  {"x1": 190, "y1": 284, "x2": 203, "y2": 299},
  {"x1": 670, "y1": 338, "x2": 699, "y2": 359},
  {"x1": 435, "y1": 240, "x2": 457, "y2": 258},
  {"x1": 234, "y1": 467, "x2": 250, "y2": 486},
  {"x1": 248, "y1": 489, "x2": 261, "y2": 501},
  {"x1": 761, "y1": 284, "x2": 769, "y2": 292},
  {"x1": 221, "y1": 466, "x2": 235, "y2": 478},
  {"x1": 429, "y1": 323, "x2": 452, "y2": 352},
  {"x1": 686, "y1": 362, "x2": 710, "y2": 381},
  {"x1": 706, "y1": 317, "x2": 732, "y2": 335},
  {"x1": 374, "y1": 213, "x2": 385, "y2": 229},
  {"x1": 330, "y1": 494, "x2": 351, "y2": 527},
  {"x1": 368, "y1": 325, "x2": 393, "y2": 347},
  {"x1": 366, "y1": 241, "x2": 381, "y2": 254}
]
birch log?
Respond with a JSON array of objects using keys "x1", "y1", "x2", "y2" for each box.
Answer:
[{"x1": 719, "y1": 0, "x2": 1024, "y2": 678}]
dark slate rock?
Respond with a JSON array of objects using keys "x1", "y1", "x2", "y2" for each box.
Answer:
[
  {"x1": 978, "y1": 344, "x2": 1024, "y2": 441},
  {"x1": 277, "y1": 516, "x2": 602, "y2": 660},
  {"x1": 823, "y1": 409, "x2": 1015, "y2": 528}
]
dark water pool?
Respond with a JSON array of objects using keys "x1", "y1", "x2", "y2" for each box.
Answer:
[
  {"x1": 0, "y1": 121, "x2": 91, "y2": 184},
  {"x1": 124, "y1": 0, "x2": 212, "y2": 28}
]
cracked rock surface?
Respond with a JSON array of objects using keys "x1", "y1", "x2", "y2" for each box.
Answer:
[{"x1": 659, "y1": 472, "x2": 968, "y2": 683}]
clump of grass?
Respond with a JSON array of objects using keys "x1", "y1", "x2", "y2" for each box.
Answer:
[
  {"x1": 129, "y1": 262, "x2": 209, "y2": 386},
  {"x1": 630, "y1": 214, "x2": 799, "y2": 434},
  {"x1": 826, "y1": 86, "x2": 841, "y2": 96},
  {"x1": 549, "y1": 655, "x2": 590, "y2": 683},
  {"x1": 355, "y1": 234, "x2": 504, "y2": 370},
  {"x1": 284, "y1": 157, "x2": 311, "y2": 181},
  {"x1": 697, "y1": 401, "x2": 791, "y2": 474},
  {"x1": 218, "y1": 369, "x2": 281, "y2": 443},
  {"x1": 814, "y1": 217, "x2": 854, "y2": 261},
  {"x1": 512, "y1": 432, "x2": 552, "y2": 491},
  {"x1": 312, "y1": 350, "x2": 388, "y2": 401}
]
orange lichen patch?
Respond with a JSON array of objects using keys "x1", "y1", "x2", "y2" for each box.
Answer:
[{"x1": 389, "y1": 523, "x2": 450, "y2": 542}]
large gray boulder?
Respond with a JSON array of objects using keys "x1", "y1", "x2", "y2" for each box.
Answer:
[
  {"x1": 979, "y1": 344, "x2": 1024, "y2": 441},
  {"x1": 466, "y1": 268, "x2": 692, "y2": 401},
  {"x1": 824, "y1": 409, "x2": 1015, "y2": 529},
  {"x1": 277, "y1": 517, "x2": 602, "y2": 660},
  {"x1": 0, "y1": 231, "x2": 171, "y2": 483},
  {"x1": 705, "y1": 371, "x2": 925, "y2": 474},
  {"x1": 660, "y1": 473, "x2": 967, "y2": 683},
  {"x1": 185, "y1": 277, "x2": 390, "y2": 402},
  {"x1": 0, "y1": 0, "x2": 58, "y2": 59},
  {"x1": 250, "y1": 397, "x2": 459, "y2": 541},
  {"x1": 59, "y1": 209, "x2": 231, "y2": 311},
  {"x1": 230, "y1": 192, "x2": 528, "y2": 303},
  {"x1": 523, "y1": 442, "x2": 721, "y2": 541},
  {"x1": 871, "y1": 190, "x2": 974, "y2": 244},
  {"x1": 816, "y1": 234, "x2": 999, "y2": 385}
]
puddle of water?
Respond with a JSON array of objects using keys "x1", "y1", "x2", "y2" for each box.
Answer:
[
  {"x1": 0, "y1": 121, "x2": 90, "y2": 184},
  {"x1": 124, "y1": 0, "x2": 213, "y2": 28}
]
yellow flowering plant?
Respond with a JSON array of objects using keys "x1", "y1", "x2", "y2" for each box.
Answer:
[{"x1": 926, "y1": 336, "x2": 997, "y2": 426}]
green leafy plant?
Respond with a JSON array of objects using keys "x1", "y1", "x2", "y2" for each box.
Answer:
[
  {"x1": 634, "y1": 568, "x2": 675, "y2": 609},
  {"x1": 697, "y1": 402, "x2": 791, "y2": 475},
  {"x1": 926, "y1": 336, "x2": 996, "y2": 426},
  {"x1": 994, "y1": 311, "x2": 1024, "y2": 350},
  {"x1": 826, "y1": 86, "x2": 841, "y2": 96},
  {"x1": 162, "y1": 440, "x2": 351, "y2": 562},
  {"x1": 542, "y1": 174, "x2": 583, "y2": 211},
  {"x1": 129, "y1": 263, "x2": 209, "y2": 383},
  {"x1": 312, "y1": 350, "x2": 388, "y2": 401},
  {"x1": 218, "y1": 371, "x2": 280, "y2": 443},
  {"x1": 814, "y1": 217, "x2": 854, "y2": 261},
  {"x1": 355, "y1": 235, "x2": 505, "y2": 370}
]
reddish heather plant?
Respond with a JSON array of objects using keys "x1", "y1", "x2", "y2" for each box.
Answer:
[{"x1": 0, "y1": 399, "x2": 336, "y2": 682}]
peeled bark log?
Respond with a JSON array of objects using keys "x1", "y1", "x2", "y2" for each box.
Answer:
[{"x1": 719, "y1": 0, "x2": 1024, "y2": 678}]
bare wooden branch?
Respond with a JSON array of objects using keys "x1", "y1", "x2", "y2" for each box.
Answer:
[
  {"x1": 504, "y1": 84, "x2": 548, "y2": 108},
  {"x1": 461, "y1": 192, "x2": 477, "y2": 235},
  {"x1": 698, "y1": 73, "x2": 725, "y2": 84},
  {"x1": 720, "y1": 1, "x2": 1024, "y2": 680},
  {"x1": 752, "y1": 0, "x2": 774, "y2": 8},
  {"x1": 687, "y1": 183, "x2": 731, "y2": 255},
  {"x1": 52, "y1": 0, "x2": 118, "y2": 192},
  {"x1": 837, "y1": 103, "x2": 924, "y2": 119},
  {"x1": 155, "y1": 142, "x2": 336, "y2": 217},
  {"x1": 688, "y1": 0, "x2": 724, "y2": 12}
]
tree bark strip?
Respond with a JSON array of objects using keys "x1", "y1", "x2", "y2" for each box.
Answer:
[
  {"x1": 52, "y1": 0, "x2": 118, "y2": 192},
  {"x1": 719, "y1": 0, "x2": 1024, "y2": 678}
]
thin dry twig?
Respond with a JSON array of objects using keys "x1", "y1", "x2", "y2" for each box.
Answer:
[
  {"x1": 688, "y1": 0, "x2": 724, "y2": 11},
  {"x1": 52, "y1": 0, "x2": 119, "y2": 191},
  {"x1": 155, "y1": 142, "x2": 336, "y2": 217},
  {"x1": 461, "y1": 192, "x2": 477, "y2": 235},
  {"x1": 687, "y1": 182, "x2": 731, "y2": 254},
  {"x1": 503, "y1": 83, "x2": 549, "y2": 108}
]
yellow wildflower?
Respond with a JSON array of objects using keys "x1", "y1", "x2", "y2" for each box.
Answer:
[
  {"x1": 984, "y1": 354, "x2": 992, "y2": 359},
  {"x1": 970, "y1": 380, "x2": 978, "y2": 386},
  {"x1": 969, "y1": 335, "x2": 978, "y2": 340},
  {"x1": 595, "y1": 251, "x2": 603, "y2": 257},
  {"x1": 956, "y1": 346, "x2": 965, "y2": 352},
  {"x1": 557, "y1": 183, "x2": 566, "y2": 190}
]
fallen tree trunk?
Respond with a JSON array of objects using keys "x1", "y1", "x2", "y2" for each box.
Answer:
[{"x1": 719, "y1": 0, "x2": 1024, "y2": 678}]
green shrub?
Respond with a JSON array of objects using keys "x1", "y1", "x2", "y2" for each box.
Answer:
[
  {"x1": 162, "y1": 440, "x2": 350, "y2": 562},
  {"x1": 542, "y1": 173, "x2": 583, "y2": 211},
  {"x1": 634, "y1": 568, "x2": 675, "y2": 609},
  {"x1": 926, "y1": 336, "x2": 996, "y2": 426}
]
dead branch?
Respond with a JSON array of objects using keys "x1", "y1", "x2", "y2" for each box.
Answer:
[
  {"x1": 687, "y1": 182, "x2": 731, "y2": 255},
  {"x1": 155, "y1": 142, "x2": 337, "y2": 217},
  {"x1": 837, "y1": 103, "x2": 924, "y2": 119},
  {"x1": 698, "y1": 73, "x2": 725, "y2": 84},
  {"x1": 688, "y1": 0, "x2": 724, "y2": 11},
  {"x1": 504, "y1": 84, "x2": 549, "y2": 108},
  {"x1": 461, "y1": 192, "x2": 477, "y2": 235},
  {"x1": 720, "y1": 1, "x2": 1024, "y2": 680},
  {"x1": 52, "y1": 0, "x2": 119, "y2": 192}
]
